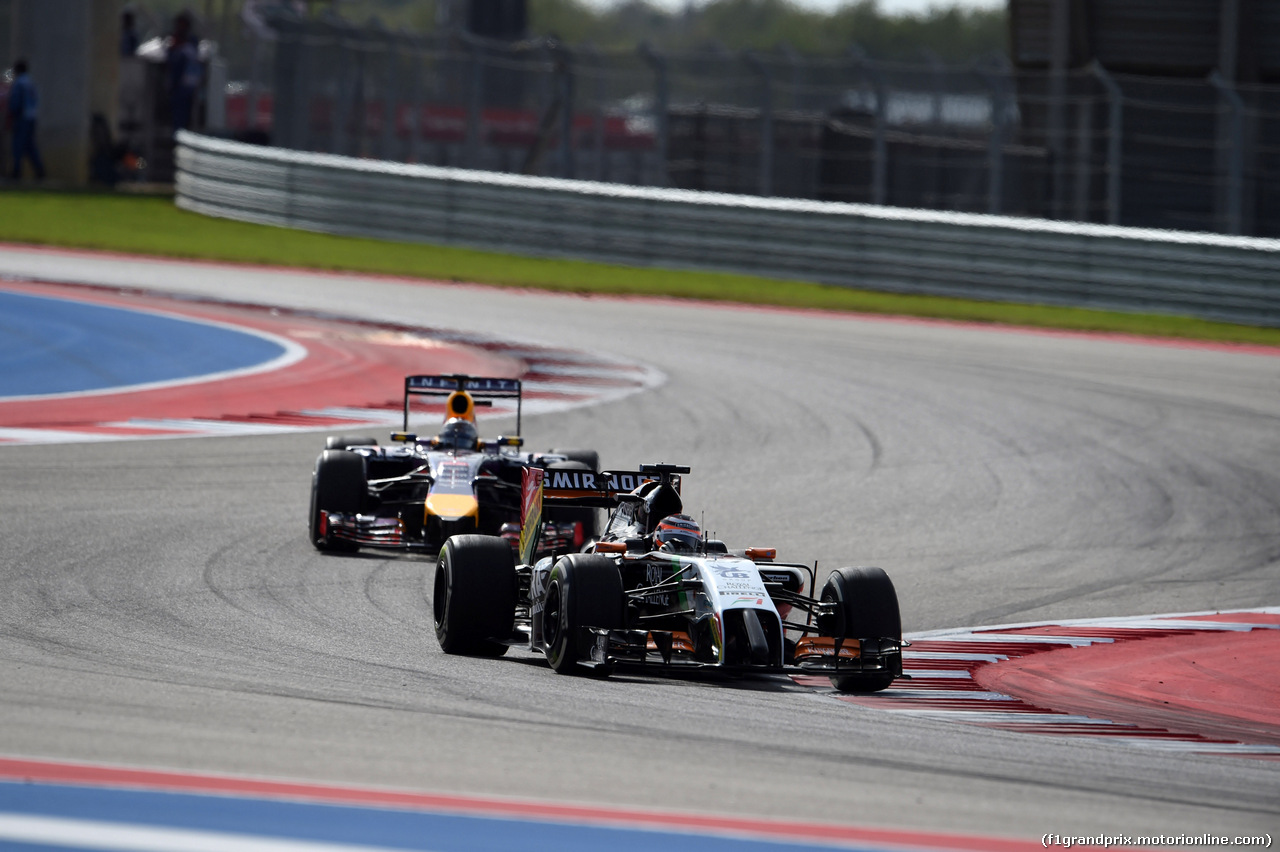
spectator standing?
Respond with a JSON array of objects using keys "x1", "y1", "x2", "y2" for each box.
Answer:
[
  {"x1": 167, "y1": 12, "x2": 202, "y2": 134},
  {"x1": 7, "y1": 59, "x2": 45, "y2": 180}
]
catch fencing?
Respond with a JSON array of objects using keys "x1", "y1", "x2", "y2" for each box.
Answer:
[
  {"x1": 176, "y1": 130, "x2": 1280, "y2": 328},
  {"x1": 183, "y1": 8, "x2": 1280, "y2": 240}
]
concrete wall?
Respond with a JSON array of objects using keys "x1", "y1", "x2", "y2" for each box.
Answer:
[
  {"x1": 0, "y1": 0, "x2": 13, "y2": 68},
  {"x1": 8, "y1": 0, "x2": 123, "y2": 184},
  {"x1": 89, "y1": 0, "x2": 122, "y2": 136}
]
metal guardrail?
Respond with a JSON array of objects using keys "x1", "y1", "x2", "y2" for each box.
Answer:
[{"x1": 175, "y1": 131, "x2": 1280, "y2": 328}]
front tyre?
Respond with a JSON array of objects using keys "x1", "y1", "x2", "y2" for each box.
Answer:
[
  {"x1": 325, "y1": 435, "x2": 378, "y2": 450},
  {"x1": 818, "y1": 566, "x2": 901, "y2": 693},
  {"x1": 542, "y1": 554, "x2": 624, "y2": 675},
  {"x1": 433, "y1": 535, "x2": 516, "y2": 657},
  {"x1": 310, "y1": 450, "x2": 366, "y2": 552}
]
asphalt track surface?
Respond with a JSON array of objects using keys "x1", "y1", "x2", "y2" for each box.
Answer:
[{"x1": 1, "y1": 246, "x2": 1278, "y2": 846}]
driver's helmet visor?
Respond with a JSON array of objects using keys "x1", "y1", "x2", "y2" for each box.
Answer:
[{"x1": 655, "y1": 528, "x2": 700, "y2": 551}]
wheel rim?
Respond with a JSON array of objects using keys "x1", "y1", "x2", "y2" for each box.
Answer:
[
  {"x1": 543, "y1": 579, "x2": 564, "y2": 651},
  {"x1": 309, "y1": 485, "x2": 322, "y2": 545},
  {"x1": 433, "y1": 560, "x2": 448, "y2": 630},
  {"x1": 819, "y1": 587, "x2": 843, "y2": 637}
]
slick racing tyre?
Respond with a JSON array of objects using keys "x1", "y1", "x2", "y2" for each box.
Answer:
[
  {"x1": 818, "y1": 566, "x2": 902, "y2": 694},
  {"x1": 434, "y1": 535, "x2": 516, "y2": 657},
  {"x1": 310, "y1": 449, "x2": 366, "y2": 552},
  {"x1": 546, "y1": 454, "x2": 600, "y2": 541},
  {"x1": 325, "y1": 435, "x2": 378, "y2": 450},
  {"x1": 542, "y1": 554, "x2": 624, "y2": 676},
  {"x1": 551, "y1": 449, "x2": 599, "y2": 471}
]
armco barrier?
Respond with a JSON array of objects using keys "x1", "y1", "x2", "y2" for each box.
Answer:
[{"x1": 174, "y1": 131, "x2": 1280, "y2": 328}]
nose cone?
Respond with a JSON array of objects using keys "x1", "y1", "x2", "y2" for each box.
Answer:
[{"x1": 426, "y1": 493, "x2": 479, "y2": 521}]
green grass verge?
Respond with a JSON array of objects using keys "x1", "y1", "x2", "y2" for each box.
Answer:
[{"x1": 2, "y1": 189, "x2": 1278, "y2": 348}]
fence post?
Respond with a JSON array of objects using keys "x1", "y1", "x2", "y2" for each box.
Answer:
[
  {"x1": 264, "y1": 10, "x2": 303, "y2": 151},
  {"x1": 558, "y1": 42, "x2": 576, "y2": 180},
  {"x1": 301, "y1": 18, "x2": 326, "y2": 153},
  {"x1": 638, "y1": 42, "x2": 669, "y2": 188},
  {"x1": 407, "y1": 36, "x2": 425, "y2": 164},
  {"x1": 745, "y1": 52, "x2": 774, "y2": 198},
  {"x1": 921, "y1": 48, "x2": 946, "y2": 132},
  {"x1": 1208, "y1": 71, "x2": 1244, "y2": 235},
  {"x1": 246, "y1": 34, "x2": 267, "y2": 136},
  {"x1": 1089, "y1": 61, "x2": 1122, "y2": 226},
  {"x1": 205, "y1": 52, "x2": 228, "y2": 132},
  {"x1": 581, "y1": 43, "x2": 606, "y2": 181},
  {"x1": 777, "y1": 42, "x2": 804, "y2": 111},
  {"x1": 376, "y1": 24, "x2": 397, "y2": 162},
  {"x1": 348, "y1": 32, "x2": 367, "y2": 157},
  {"x1": 462, "y1": 35, "x2": 484, "y2": 169},
  {"x1": 849, "y1": 48, "x2": 887, "y2": 206},
  {"x1": 324, "y1": 18, "x2": 355, "y2": 156},
  {"x1": 1047, "y1": 0, "x2": 1069, "y2": 218},
  {"x1": 1073, "y1": 85, "x2": 1091, "y2": 222},
  {"x1": 977, "y1": 63, "x2": 1006, "y2": 215}
]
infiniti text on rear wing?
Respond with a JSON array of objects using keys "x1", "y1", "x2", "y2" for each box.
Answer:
[{"x1": 402, "y1": 374, "x2": 522, "y2": 433}]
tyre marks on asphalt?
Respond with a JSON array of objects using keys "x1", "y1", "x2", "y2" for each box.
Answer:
[
  {"x1": 0, "y1": 281, "x2": 663, "y2": 445},
  {"x1": 794, "y1": 609, "x2": 1280, "y2": 759}
]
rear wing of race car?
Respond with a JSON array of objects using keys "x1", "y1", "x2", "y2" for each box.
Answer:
[
  {"x1": 402, "y1": 374, "x2": 522, "y2": 434},
  {"x1": 517, "y1": 465, "x2": 685, "y2": 565}
]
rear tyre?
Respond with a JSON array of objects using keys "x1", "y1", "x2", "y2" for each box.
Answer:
[
  {"x1": 325, "y1": 435, "x2": 378, "y2": 450},
  {"x1": 551, "y1": 449, "x2": 599, "y2": 472},
  {"x1": 546, "y1": 455, "x2": 599, "y2": 541},
  {"x1": 433, "y1": 535, "x2": 516, "y2": 657},
  {"x1": 818, "y1": 566, "x2": 901, "y2": 694},
  {"x1": 310, "y1": 450, "x2": 366, "y2": 552},
  {"x1": 542, "y1": 554, "x2": 624, "y2": 676}
]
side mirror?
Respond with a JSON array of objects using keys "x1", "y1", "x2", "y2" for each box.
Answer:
[
  {"x1": 745, "y1": 547, "x2": 776, "y2": 561},
  {"x1": 391, "y1": 432, "x2": 416, "y2": 443}
]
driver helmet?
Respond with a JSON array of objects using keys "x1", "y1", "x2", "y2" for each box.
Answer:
[
  {"x1": 654, "y1": 514, "x2": 701, "y2": 552},
  {"x1": 437, "y1": 417, "x2": 479, "y2": 451}
]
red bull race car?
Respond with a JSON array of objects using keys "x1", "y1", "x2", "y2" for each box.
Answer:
[
  {"x1": 433, "y1": 463, "x2": 905, "y2": 693},
  {"x1": 308, "y1": 374, "x2": 598, "y2": 555}
]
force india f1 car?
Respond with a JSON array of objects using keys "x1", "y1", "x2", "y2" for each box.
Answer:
[
  {"x1": 309, "y1": 374, "x2": 599, "y2": 555},
  {"x1": 433, "y1": 464, "x2": 905, "y2": 693}
]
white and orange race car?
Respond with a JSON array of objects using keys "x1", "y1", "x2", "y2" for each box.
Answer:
[
  {"x1": 433, "y1": 463, "x2": 905, "y2": 692},
  {"x1": 309, "y1": 374, "x2": 597, "y2": 556}
]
